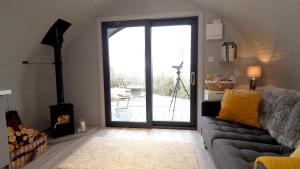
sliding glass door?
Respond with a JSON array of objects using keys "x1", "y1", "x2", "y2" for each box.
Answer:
[
  {"x1": 102, "y1": 21, "x2": 151, "y2": 127},
  {"x1": 102, "y1": 17, "x2": 198, "y2": 128}
]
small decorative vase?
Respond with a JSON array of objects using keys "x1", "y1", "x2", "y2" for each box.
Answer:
[{"x1": 78, "y1": 119, "x2": 87, "y2": 133}]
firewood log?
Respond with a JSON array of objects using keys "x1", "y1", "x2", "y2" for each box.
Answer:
[
  {"x1": 15, "y1": 131, "x2": 21, "y2": 137},
  {"x1": 23, "y1": 135, "x2": 28, "y2": 141},
  {"x1": 28, "y1": 137, "x2": 34, "y2": 144},
  {"x1": 20, "y1": 128, "x2": 27, "y2": 135},
  {"x1": 26, "y1": 129, "x2": 34, "y2": 136},
  {"x1": 8, "y1": 135, "x2": 16, "y2": 143},
  {"x1": 20, "y1": 141, "x2": 25, "y2": 146},
  {"x1": 8, "y1": 144, "x2": 14, "y2": 153},
  {"x1": 12, "y1": 141, "x2": 19, "y2": 148},
  {"x1": 14, "y1": 144, "x2": 19, "y2": 149},
  {"x1": 33, "y1": 130, "x2": 39, "y2": 137},
  {"x1": 28, "y1": 133, "x2": 33, "y2": 138},
  {"x1": 7, "y1": 127, "x2": 14, "y2": 136}
]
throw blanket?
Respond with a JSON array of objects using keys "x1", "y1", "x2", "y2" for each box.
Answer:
[
  {"x1": 258, "y1": 87, "x2": 300, "y2": 149},
  {"x1": 255, "y1": 156, "x2": 300, "y2": 169}
]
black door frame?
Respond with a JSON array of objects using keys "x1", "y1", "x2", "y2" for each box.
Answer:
[
  {"x1": 102, "y1": 20, "x2": 151, "y2": 128},
  {"x1": 101, "y1": 16, "x2": 198, "y2": 129}
]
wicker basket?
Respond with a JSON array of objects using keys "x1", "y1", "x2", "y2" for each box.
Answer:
[
  {"x1": 9, "y1": 133, "x2": 48, "y2": 169},
  {"x1": 205, "y1": 80, "x2": 235, "y2": 91}
]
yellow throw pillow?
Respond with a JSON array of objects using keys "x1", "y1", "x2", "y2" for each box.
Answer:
[
  {"x1": 290, "y1": 146, "x2": 300, "y2": 158},
  {"x1": 217, "y1": 89, "x2": 262, "y2": 128}
]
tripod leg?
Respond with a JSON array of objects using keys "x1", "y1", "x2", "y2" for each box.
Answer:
[
  {"x1": 172, "y1": 86, "x2": 178, "y2": 121},
  {"x1": 169, "y1": 80, "x2": 179, "y2": 112},
  {"x1": 179, "y1": 78, "x2": 190, "y2": 97}
]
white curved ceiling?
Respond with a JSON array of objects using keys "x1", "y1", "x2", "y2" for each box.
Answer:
[{"x1": 1, "y1": 0, "x2": 299, "y2": 61}]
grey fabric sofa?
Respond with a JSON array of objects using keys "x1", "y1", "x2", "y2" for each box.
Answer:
[{"x1": 200, "y1": 100, "x2": 293, "y2": 169}]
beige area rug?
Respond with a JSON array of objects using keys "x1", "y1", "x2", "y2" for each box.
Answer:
[{"x1": 57, "y1": 137, "x2": 200, "y2": 169}]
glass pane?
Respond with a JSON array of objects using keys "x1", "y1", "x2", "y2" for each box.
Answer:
[
  {"x1": 108, "y1": 26, "x2": 146, "y2": 122},
  {"x1": 152, "y1": 25, "x2": 191, "y2": 122}
]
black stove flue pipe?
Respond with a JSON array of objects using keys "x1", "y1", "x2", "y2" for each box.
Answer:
[{"x1": 41, "y1": 19, "x2": 71, "y2": 104}]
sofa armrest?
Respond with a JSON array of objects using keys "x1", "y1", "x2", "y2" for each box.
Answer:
[
  {"x1": 254, "y1": 156, "x2": 300, "y2": 169},
  {"x1": 201, "y1": 100, "x2": 221, "y2": 117}
]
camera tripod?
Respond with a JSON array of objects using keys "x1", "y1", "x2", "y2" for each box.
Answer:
[{"x1": 169, "y1": 62, "x2": 190, "y2": 120}]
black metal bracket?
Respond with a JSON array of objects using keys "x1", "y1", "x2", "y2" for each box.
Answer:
[{"x1": 22, "y1": 61, "x2": 55, "y2": 64}]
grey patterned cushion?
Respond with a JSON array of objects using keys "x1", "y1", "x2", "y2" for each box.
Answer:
[{"x1": 258, "y1": 87, "x2": 300, "y2": 148}]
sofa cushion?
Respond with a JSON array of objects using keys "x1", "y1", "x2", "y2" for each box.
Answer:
[
  {"x1": 201, "y1": 117, "x2": 277, "y2": 149},
  {"x1": 217, "y1": 89, "x2": 262, "y2": 128},
  {"x1": 212, "y1": 139, "x2": 293, "y2": 169}
]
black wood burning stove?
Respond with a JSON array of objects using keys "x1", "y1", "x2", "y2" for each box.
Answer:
[
  {"x1": 50, "y1": 104, "x2": 74, "y2": 138},
  {"x1": 42, "y1": 19, "x2": 75, "y2": 138}
]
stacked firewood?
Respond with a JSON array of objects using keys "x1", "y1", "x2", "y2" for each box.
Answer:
[{"x1": 7, "y1": 125, "x2": 40, "y2": 153}]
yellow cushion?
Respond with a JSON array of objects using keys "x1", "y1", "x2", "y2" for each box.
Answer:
[
  {"x1": 290, "y1": 146, "x2": 300, "y2": 158},
  {"x1": 255, "y1": 156, "x2": 300, "y2": 169},
  {"x1": 217, "y1": 89, "x2": 262, "y2": 128}
]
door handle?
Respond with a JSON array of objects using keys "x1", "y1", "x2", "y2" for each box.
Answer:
[{"x1": 191, "y1": 72, "x2": 196, "y2": 86}]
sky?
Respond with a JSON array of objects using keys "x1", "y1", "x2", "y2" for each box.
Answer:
[{"x1": 108, "y1": 25, "x2": 191, "y2": 81}]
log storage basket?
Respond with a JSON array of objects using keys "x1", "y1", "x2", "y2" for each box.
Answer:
[
  {"x1": 205, "y1": 80, "x2": 235, "y2": 91},
  {"x1": 9, "y1": 133, "x2": 48, "y2": 169}
]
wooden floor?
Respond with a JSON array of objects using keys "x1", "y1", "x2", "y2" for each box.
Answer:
[{"x1": 23, "y1": 128, "x2": 216, "y2": 169}]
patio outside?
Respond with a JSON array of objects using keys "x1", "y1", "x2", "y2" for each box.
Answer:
[{"x1": 108, "y1": 25, "x2": 191, "y2": 122}]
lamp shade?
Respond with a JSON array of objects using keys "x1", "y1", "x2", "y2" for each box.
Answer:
[{"x1": 247, "y1": 66, "x2": 262, "y2": 78}]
